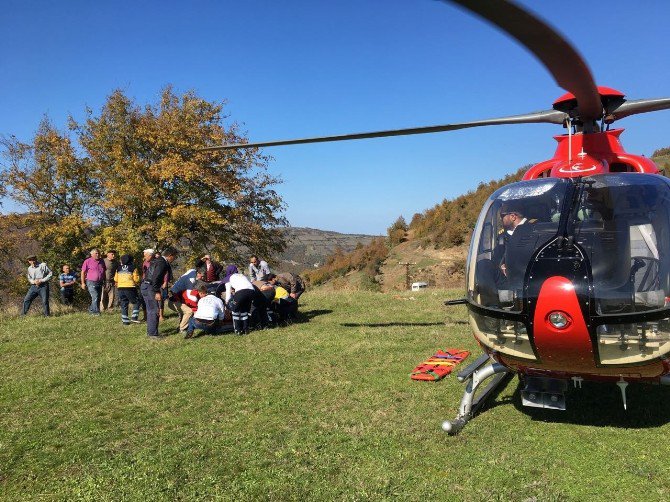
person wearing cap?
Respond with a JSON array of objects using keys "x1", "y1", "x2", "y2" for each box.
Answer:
[
  {"x1": 80, "y1": 248, "x2": 106, "y2": 315},
  {"x1": 22, "y1": 255, "x2": 53, "y2": 316},
  {"x1": 201, "y1": 254, "x2": 223, "y2": 282},
  {"x1": 101, "y1": 250, "x2": 119, "y2": 311},
  {"x1": 141, "y1": 246, "x2": 178, "y2": 339},
  {"x1": 141, "y1": 248, "x2": 155, "y2": 281},
  {"x1": 114, "y1": 254, "x2": 141, "y2": 325}
]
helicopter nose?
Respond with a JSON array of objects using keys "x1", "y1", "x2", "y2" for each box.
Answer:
[{"x1": 532, "y1": 276, "x2": 594, "y2": 371}]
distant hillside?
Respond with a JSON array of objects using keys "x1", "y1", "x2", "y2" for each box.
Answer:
[
  {"x1": 652, "y1": 147, "x2": 670, "y2": 172},
  {"x1": 276, "y1": 227, "x2": 378, "y2": 274},
  {"x1": 408, "y1": 167, "x2": 527, "y2": 248}
]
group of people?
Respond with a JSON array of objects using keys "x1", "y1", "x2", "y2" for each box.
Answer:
[
  {"x1": 168, "y1": 255, "x2": 305, "y2": 339},
  {"x1": 22, "y1": 250, "x2": 306, "y2": 340}
]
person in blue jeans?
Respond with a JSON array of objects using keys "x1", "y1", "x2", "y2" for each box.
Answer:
[
  {"x1": 141, "y1": 247, "x2": 177, "y2": 339},
  {"x1": 80, "y1": 249, "x2": 106, "y2": 315},
  {"x1": 58, "y1": 264, "x2": 77, "y2": 306},
  {"x1": 22, "y1": 255, "x2": 52, "y2": 316}
]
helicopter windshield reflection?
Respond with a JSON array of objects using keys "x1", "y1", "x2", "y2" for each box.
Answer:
[{"x1": 468, "y1": 178, "x2": 569, "y2": 311}]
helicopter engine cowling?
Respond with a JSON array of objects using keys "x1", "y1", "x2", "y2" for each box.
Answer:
[{"x1": 522, "y1": 130, "x2": 659, "y2": 180}]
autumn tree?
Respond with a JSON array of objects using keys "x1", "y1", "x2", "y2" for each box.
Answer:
[
  {"x1": 1, "y1": 87, "x2": 287, "y2": 266},
  {"x1": 387, "y1": 215, "x2": 408, "y2": 246},
  {"x1": 1, "y1": 118, "x2": 97, "y2": 265},
  {"x1": 73, "y1": 87, "x2": 286, "y2": 261}
]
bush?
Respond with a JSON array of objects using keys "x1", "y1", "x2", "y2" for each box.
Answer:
[{"x1": 304, "y1": 238, "x2": 389, "y2": 289}]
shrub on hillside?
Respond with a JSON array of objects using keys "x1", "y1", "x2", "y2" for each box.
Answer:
[
  {"x1": 304, "y1": 238, "x2": 388, "y2": 288},
  {"x1": 387, "y1": 216, "x2": 408, "y2": 246},
  {"x1": 409, "y1": 168, "x2": 527, "y2": 248}
]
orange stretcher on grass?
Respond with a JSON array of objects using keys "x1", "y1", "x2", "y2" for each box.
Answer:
[{"x1": 410, "y1": 349, "x2": 470, "y2": 381}]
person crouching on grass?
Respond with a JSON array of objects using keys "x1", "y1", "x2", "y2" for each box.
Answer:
[
  {"x1": 115, "y1": 254, "x2": 141, "y2": 325},
  {"x1": 223, "y1": 270, "x2": 259, "y2": 335},
  {"x1": 186, "y1": 283, "x2": 227, "y2": 338},
  {"x1": 169, "y1": 265, "x2": 205, "y2": 336}
]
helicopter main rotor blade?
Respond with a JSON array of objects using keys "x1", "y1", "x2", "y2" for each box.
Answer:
[
  {"x1": 200, "y1": 109, "x2": 566, "y2": 151},
  {"x1": 609, "y1": 98, "x2": 670, "y2": 121},
  {"x1": 449, "y1": 0, "x2": 602, "y2": 122}
]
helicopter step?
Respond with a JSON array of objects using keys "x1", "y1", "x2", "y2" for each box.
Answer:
[
  {"x1": 441, "y1": 355, "x2": 513, "y2": 435},
  {"x1": 520, "y1": 377, "x2": 568, "y2": 410},
  {"x1": 456, "y1": 353, "x2": 491, "y2": 382}
]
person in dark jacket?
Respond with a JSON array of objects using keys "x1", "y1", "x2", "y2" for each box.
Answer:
[
  {"x1": 201, "y1": 254, "x2": 223, "y2": 282},
  {"x1": 115, "y1": 254, "x2": 141, "y2": 325},
  {"x1": 140, "y1": 247, "x2": 178, "y2": 339},
  {"x1": 476, "y1": 201, "x2": 537, "y2": 307},
  {"x1": 267, "y1": 272, "x2": 306, "y2": 300}
]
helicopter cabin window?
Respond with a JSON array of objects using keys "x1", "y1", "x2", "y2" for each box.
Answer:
[
  {"x1": 576, "y1": 174, "x2": 670, "y2": 315},
  {"x1": 467, "y1": 178, "x2": 569, "y2": 312}
]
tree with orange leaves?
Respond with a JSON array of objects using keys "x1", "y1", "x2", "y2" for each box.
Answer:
[{"x1": 1, "y1": 87, "x2": 287, "y2": 266}]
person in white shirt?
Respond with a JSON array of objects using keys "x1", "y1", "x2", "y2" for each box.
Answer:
[
  {"x1": 22, "y1": 255, "x2": 53, "y2": 316},
  {"x1": 187, "y1": 284, "x2": 230, "y2": 337},
  {"x1": 223, "y1": 272, "x2": 255, "y2": 335}
]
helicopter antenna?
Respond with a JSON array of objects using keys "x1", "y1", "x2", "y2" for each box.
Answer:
[{"x1": 567, "y1": 117, "x2": 572, "y2": 163}]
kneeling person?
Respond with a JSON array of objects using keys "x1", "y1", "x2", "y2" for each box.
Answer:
[
  {"x1": 188, "y1": 283, "x2": 228, "y2": 338},
  {"x1": 267, "y1": 272, "x2": 305, "y2": 300}
]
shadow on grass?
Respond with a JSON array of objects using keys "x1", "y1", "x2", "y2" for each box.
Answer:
[
  {"x1": 456, "y1": 375, "x2": 670, "y2": 429},
  {"x1": 340, "y1": 320, "x2": 467, "y2": 327},
  {"x1": 294, "y1": 309, "x2": 333, "y2": 322},
  {"x1": 507, "y1": 379, "x2": 670, "y2": 429}
]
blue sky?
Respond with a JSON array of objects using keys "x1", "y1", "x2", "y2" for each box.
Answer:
[{"x1": 2, "y1": 0, "x2": 669, "y2": 234}]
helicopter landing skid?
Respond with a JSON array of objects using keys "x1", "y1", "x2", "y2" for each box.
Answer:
[{"x1": 441, "y1": 356, "x2": 513, "y2": 435}]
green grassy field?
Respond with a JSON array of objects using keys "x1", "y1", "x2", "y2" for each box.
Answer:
[{"x1": 2, "y1": 290, "x2": 670, "y2": 501}]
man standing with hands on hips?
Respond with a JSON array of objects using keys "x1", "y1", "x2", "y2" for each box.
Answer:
[
  {"x1": 22, "y1": 255, "x2": 52, "y2": 316},
  {"x1": 141, "y1": 247, "x2": 178, "y2": 339}
]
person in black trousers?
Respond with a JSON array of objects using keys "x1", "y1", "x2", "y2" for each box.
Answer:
[{"x1": 140, "y1": 247, "x2": 178, "y2": 339}]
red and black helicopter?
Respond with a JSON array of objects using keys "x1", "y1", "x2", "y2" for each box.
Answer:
[{"x1": 202, "y1": 0, "x2": 670, "y2": 433}]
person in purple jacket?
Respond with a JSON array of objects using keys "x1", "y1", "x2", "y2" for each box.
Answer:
[{"x1": 80, "y1": 248, "x2": 106, "y2": 315}]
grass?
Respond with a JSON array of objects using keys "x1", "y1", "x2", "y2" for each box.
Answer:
[{"x1": 1, "y1": 290, "x2": 670, "y2": 500}]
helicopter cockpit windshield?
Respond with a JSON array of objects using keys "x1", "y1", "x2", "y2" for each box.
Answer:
[
  {"x1": 574, "y1": 174, "x2": 670, "y2": 315},
  {"x1": 468, "y1": 173, "x2": 670, "y2": 316},
  {"x1": 467, "y1": 178, "x2": 569, "y2": 312},
  {"x1": 468, "y1": 175, "x2": 670, "y2": 364}
]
